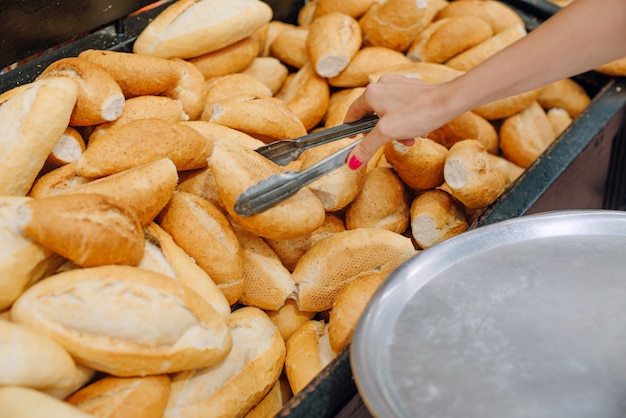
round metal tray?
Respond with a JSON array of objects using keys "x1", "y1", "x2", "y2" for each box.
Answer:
[{"x1": 351, "y1": 210, "x2": 626, "y2": 418}]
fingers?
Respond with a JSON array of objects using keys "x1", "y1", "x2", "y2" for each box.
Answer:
[
  {"x1": 343, "y1": 91, "x2": 375, "y2": 124},
  {"x1": 346, "y1": 125, "x2": 392, "y2": 170}
]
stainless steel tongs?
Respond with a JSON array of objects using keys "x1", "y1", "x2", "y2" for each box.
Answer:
[{"x1": 234, "y1": 114, "x2": 379, "y2": 217}]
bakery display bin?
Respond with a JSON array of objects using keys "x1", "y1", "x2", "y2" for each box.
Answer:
[{"x1": 1, "y1": 0, "x2": 625, "y2": 417}]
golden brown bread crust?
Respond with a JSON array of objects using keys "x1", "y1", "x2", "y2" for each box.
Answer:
[
  {"x1": 324, "y1": 87, "x2": 366, "y2": 128},
  {"x1": 189, "y1": 35, "x2": 260, "y2": 79},
  {"x1": 313, "y1": 0, "x2": 377, "y2": 19},
  {"x1": 164, "y1": 58, "x2": 208, "y2": 121},
  {"x1": 546, "y1": 107, "x2": 573, "y2": 137},
  {"x1": 595, "y1": 56, "x2": 626, "y2": 77},
  {"x1": 66, "y1": 375, "x2": 172, "y2": 418},
  {"x1": 264, "y1": 298, "x2": 317, "y2": 341},
  {"x1": 45, "y1": 127, "x2": 86, "y2": 168},
  {"x1": 244, "y1": 375, "x2": 292, "y2": 418},
  {"x1": 269, "y1": 26, "x2": 310, "y2": 69},
  {"x1": 328, "y1": 46, "x2": 412, "y2": 88},
  {"x1": 284, "y1": 320, "x2": 328, "y2": 395},
  {"x1": 472, "y1": 87, "x2": 544, "y2": 120},
  {"x1": 435, "y1": 0, "x2": 524, "y2": 34},
  {"x1": 538, "y1": 78, "x2": 591, "y2": 118},
  {"x1": 384, "y1": 137, "x2": 449, "y2": 192},
  {"x1": 0, "y1": 386, "x2": 92, "y2": 418},
  {"x1": 200, "y1": 73, "x2": 273, "y2": 121},
  {"x1": 410, "y1": 188, "x2": 468, "y2": 249},
  {"x1": 427, "y1": 110, "x2": 499, "y2": 154},
  {"x1": 17, "y1": 193, "x2": 145, "y2": 267},
  {"x1": 27, "y1": 162, "x2": 91, "y2": 199},
  {"x1": 240, "y1": 56, "x2": 290, "y2": 95},
  {"x1": 368, "y1": 61, "x2": 465, "y2": 84},
  {"x1": 10, "y1": 265, "x2": 233, "y2": 377}
]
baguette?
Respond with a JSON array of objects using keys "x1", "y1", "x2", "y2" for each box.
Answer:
[
  {"x1": 410, "y1": 188, "x2": 468, "y2": 249},
  {"x1": 324, "y1": 87, "x2": 366, "y2": 128},
  {"x1": 245, "y1": 375, "x2": 293, "y2": 418},
  {"x1": 165, "y1": 58, "x2": 208, "y2": 120},
  {"x1": 264, "y1": 298, "x2": 317, "y2": 341},
  {"x1": 537, "y1": 78, "x2": 591, "y2": 118},
  {"x1": 328, "y1": 46, "x2": 412, "y2": 88},
  {"x1": 240, "y1": 56, "x2": 290, "y2": 95},
  {"x1": 27, "y1": 162, "x2": 90, "y2": 199},
  {"x1": 45, "y1": 127, "x2": 86, "y2": 167},
  {"x1": 313, "y1": 0, "x2": 377, "y2": 19},
  {"x1": 427, "y1": 110, "x2": 499, "y2": 153},
  {"x1": 384, "y1": 137, "x2": 449, "y2": 191},
  {"x1": 0, "y1": 386, "x2": 92, "y2": 418},
  {"x1": 133, "y1": 0, "x2": 273, "y2": 59},
  {"x1": 189, "y1": 36, "x2": 260, "y2": 79},
  {"x1": 472, "y1": 87, "x2": 544, "y2": 120},
  {"x1": 200, "y1": 73, "x2": 273, "y2": 121},
  {"x1": 269, "y1": 26, "x2": 310, "y2": 69},
  {"x1": 10, "y1": 265, "x2": 233, "y2": 377},
  {"x1": 435, "y1": 0, "x2": 524, "y2": 34}
]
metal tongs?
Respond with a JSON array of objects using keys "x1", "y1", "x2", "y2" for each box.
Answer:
[{"x1": 234, "y1": 114, "x2": 379, "y2": 217}]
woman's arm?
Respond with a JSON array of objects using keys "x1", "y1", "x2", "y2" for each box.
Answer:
[{"x1": 344, "y1": 0, "x2": 626, "y2": 169}]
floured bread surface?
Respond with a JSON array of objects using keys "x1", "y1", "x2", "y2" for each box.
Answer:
[
  {"x1": 208, "y1": 139, "x2": 325, "y2": 240},
  {"x1": 10, "y1": 265, "x2": 232, "y2": 377}
]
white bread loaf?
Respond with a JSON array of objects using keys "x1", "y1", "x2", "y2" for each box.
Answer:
[
  {"x1": 134, "y1": 0, "x2": 272, "y2": 59},
  {"x1": 264, "y1": 298, "x2": 317, "y2": 342},
  {"x1": 410, "y1": 188, "x2": 468, "y2": 249},
  {"x1": 0, "y1": 386, "x2": 92, "y2": 418},
  {"x1": 164, "y1": 306, "x2": 285, "y2": 418},
  {"x1": 16, "y1": 193, "x2": 145, "y2": 267},
  {"x1": 208, "y1": 139, "x2": 326, "y2": 240},
  {"x1": 189, "y1": 35, "x2": 260, "y2": 79},
  {"x1": 45, "y1": 127, "x2": 86, "y2": 167},
  {"x1": 66, "y1": 375, "x2": 171, "y2": 418},
  {"x1": 293, "y1": 228, "x2": 417, "y2": 311},
  {"x1": 384, "y1": 137, "x2": 449, "y2": 192},
  {"x1": 0, "y1": 196, "x2": 65, "y2": 310},
  {"x1": 240, "y1": 56, "x2": 290, "y2": 95},
  {"x1": 0, "y1": 77, "x2": 78, "y2": 196},
  {"x1": 37, "y1": 57, "x2": 125, "y2": 126},
  {"x1": 11, "y1": 265, "x2": 232, "y2": 377},
  {"x1": 158, "y1": 191, "x2": 244, "y2": 306}
]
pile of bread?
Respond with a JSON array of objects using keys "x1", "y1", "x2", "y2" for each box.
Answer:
[{"x1": 0, "y1": 0, "x2": 605, "y2": 416}]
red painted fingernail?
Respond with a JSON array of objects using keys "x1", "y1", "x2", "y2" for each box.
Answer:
[{"x1": 348, "y1": 155, "x2": 362, "y2": 170}]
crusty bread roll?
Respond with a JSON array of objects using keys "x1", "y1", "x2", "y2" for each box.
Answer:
[
  {"x1": 133, "y1": 0, "x2": 273, "y2": 59},
  {"x1": 410, "y1": 188, "x2": 468, "y2": 249},
  {"x1": 408, "y1": 15, "x2": 493, "y2": 64},
  {"x1": 78, "y1": 49, "x2": 181, "y2": 98},
  {"x1": 269, "y1": 26, "x2": 310, "y2": 69},
  {"x1": 240, "y1": 56, "x2": 290, "y2": 95},
  {"x1": 264, "y1": 298, "x2": 317, "y2": 342},
  {"x1": 284, "y1": 320, "x2": 335, "y2": 394},
  {"x1": 427, "y1": 110, "x2": 499, "y2": 153},
  {"x1": 11, "y1": 265, "x2": 232, "y2": 377},
  {"x1": 298, "y1": 137, "x2": 367, "y2": 211},
  {"x1": 41, "y1": 364, "x2": 96, "y2": 400},
  {"x1": 158, "y1": 191, "x2": 244, "y2": 306},
  {"x1": 595, "y1": 56, "x2": 626, "y2": 77},
  {"x1": 208, "y1": 139, "x2": 326, "y2": 240},
  {"x1": 37, "y1": 57, "x2": 125, "y2": 126},
  {"x1": 500, "y1": 101, "x2": 557, "y2": 168},
  {"x1": 141, "y1": 222, "x2": 231, "y2": 322},
  {"x1": 293, "y1": 228, "x2": 417, "y2": 311},
  {"x1": 0, "y1": 77, "x2": 78, "y2": 196},
  {"x1": 297, "y1": 0, "x2": 318, "y2": 26},
  {"x1": 245, "y1": 375, "x2": 293, "y2": 418},
  {"x1": 164, "y1": 58, "x2": 208, "y2": 120},
  {"x1": 472, "y1": 87, "x2": 544, "y2": 120},
  {"x1": 324, "y1": 87, "x2": 366, "y2": 128},
  {"x1": 27, "y1": 162, "x2": 90, "y2": 198},
  {"x1": 312, "y1": 0, "x2": 377, "y2": 19},
  {"x1": 17, "y1": 193, "x2": 145, "y2": 267},
  {"x1": 66, "y1": 375, "x2": 171, "y2": 418},
  {"x1": 486, "y1": 153, "x2": 525, "y2": 186},
  {"x1": 327, "y1": 272, "x2": 387, "y2": 354},
  {"x1": 232, "y1": 222, "x2": 296, "y2": 311},
  {"x1": 445, "y1": 23, "x2": 526, "y2": 71},
  {"x1": 384, "y1": 137, "x2": 449, "y2": 192},
  {"x1": 306, "y1": 12, "x2": 362, "y2": 78},
  {"x1": 345, "y1": 166, "x2": 410, "y2": 233},
  {"x1": 435, "y1": 0, "x2": 524, "y2": 34},
  {"x1": 180, "y1": 120, "x2": 266, "y2": 150},
  {"x1": 260, "y1": 20, "x2": 294, "y2": 57},
  {"x1": 443, "y1": 139, "x2": 508, "y2": 208},
  {"x1": 0, "y1": 386, "x2": 92, "y2": 418},
  {"x1": 263, "y1": 213, "x2": 346, "y2": 272},
  {"x1": 328, "y1": 46, "x2": 412, "y2": 88},
  {"x1": 358, "y1": 0, "x2": 438, "y2": 52},
  {"x1": 200, "y1": 73, "x2": 273, "y2": 121},
  {"x1": 368, "y1": 61, "x2": 465, "y2": 84},
  {"x1": 189, "y1": 35, "x2": 260, "y2": 79},
  {"x1": 538, "y1": 78, "x2": 591, "y2": 118},
  {"x1": 164, "y1": 306, "x2": 285, "y2": 418},
  {"x1": 0, "y1": 319, "x2": 78, "y2": 390},
  {"x1": 76, "y1": 118, "x2": 212, "y2": 178},
  {"x1": 546, "y1": 107, "x2": 573, "y2": 137},
  {"x1": 276, "y1": 62, "x2": 330, "y2": 131},
  {"x1": 45, "y1": 126, "x2": 86, "y2": 167}
]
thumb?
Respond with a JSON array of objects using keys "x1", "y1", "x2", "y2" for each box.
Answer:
[{"x1": 346, "y1": 127, "x2": 389, "y2": 170}]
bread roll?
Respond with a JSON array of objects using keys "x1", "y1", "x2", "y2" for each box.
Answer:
[
  {"x1": 11, "y1": 265, "x2": 232, "y2": 377},
  {"x1": 78, "y1": 49, "x2": 181, "y2": 97},
  {"x1": 0, "y1": 386, "x2": 92, "y2": 418},
  {"x1": 327, "y1": 272, "x2": 387, "y2": 354},
  {"x1": 0, "y1": 77, "x2": 78, "y2": 196},
  {"x1": 210, "y1": 95, "x2": 308, "y2": 143},
  {"x1": 444, "y1": 139, "x2": 508, "y2": 208},
  {"x1": 45, "y1": 127, "x2": 86, "y2": 167},
  {"x1": 164, "y1": 306, "x2": 285, "y2": 418},
  {"x1": 500, "y1": 101, "x2": 557, "y2": 168},
  {"x1": 472, "y1": 87, "x2": 544, "y2": 120},
  {"x1": 284, "y1": 320, "x2": 335, "y2": 394},
  {"x1": 269, "y1": 26, "x2": 310, "y2": 68},
  {"x1": 27, "y1": 162, "x2": 90, "y2": 198},
  {"x1": 368, "y1": 61, "x2": 465, "y2": 84},
  {"x1": 16, "y1": 193, "x2": 145, "y2": 267},
  {"x1": 232, "y1": 222, "x2": 296, "y2": 310},
  {"x1": 328, "y1": 46, "x2": 412, "y2": 88},
  {"x1": 435, "y1": 0, "x2": 524, "y2": 34},
  {"x1": 141, "y1": 222, "x2": 231, "y2": 322},
  {"x1": 538, "y1": 78, "x2": 591, "y2": 118},
  {"x1": 0, "y1": 319, "x2": 79, "y2": 390},
  {"x1": 264, "y1": 298, "x2": 317, "y2": 341},
  {"x1": 595, "y1": 56, "x2": 626, "y2": 77},
  {"x1": 200, "y1": 73, "x2": 273, "y2": 121},
  {"x1": 76, "y1": 118, "x2": 212, "y2": 178},
  {"x1": 42, "y1": 364, "x2": 96, "y2": 400},
  {"x1": 245, "y1": 375, "x2": 293, "y2": 418},
  {"x1": 384, "y1": 137, "x2": 448, "y2": 191},
  {"x1": 66, "y1": 375, "x2": 171, "y2": 418},
  {"x1": 547, "y1": 107, "x2": 573, "y2": 137},
  {"x1": 158, "y1": 191, "x2": 244, "y2": 305},
  {"x1": 277, "y1": 62, "x2": 330, "y2": 131},
  {"x1": 445, "y1": 24, "x2": 526, "y2": 71},
  {"x1": 410, "y1": 188, "x2": 468, "y2": 249},
  {"x1": 263, "y1": 213, "x2": 346, "y2": 272},
  {"x1": 324, "y1": 87, "x2": 366, "y2": 128},
  {"x1": 37, "y1": 57, "x2": 125, "y2": 126},
  {"x1": 293, "y1": 228, "x2": 417, "y2": 311},
  {"x1": 312, "y1": 0, "x2": 376, "y2": 19},
  {"x1": 189, "y1": 35, "x2": 260, "y2": 79},
  {"x1": 345, "y1": 166, "x2": 410, "y2": 233},
  {"x1": 427, "y1": 110, "x2": 499, "y2": 153},
  {"x1": 240, "y1": 56, "x2": 290, "y2": 95},
  {"x1": 164, "y1": 58, "x2": 208, "y2": 120},
  {"x1": 306, "y1": 12, "x2": 362, "y2": 78},
  {"x1": 486, "y1": 153, "x2": 525, "y2": 186},
  {"x1": 133, "y1": 0, "x2": 273, "y2": 59},
  {"x1": 208, "y1": 139, "x2": 326, "y2": 240}
]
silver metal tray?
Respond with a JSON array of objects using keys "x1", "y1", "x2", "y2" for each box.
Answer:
[{"x1": 351, "y1": 210, "x2": 626, "y2": 418}]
